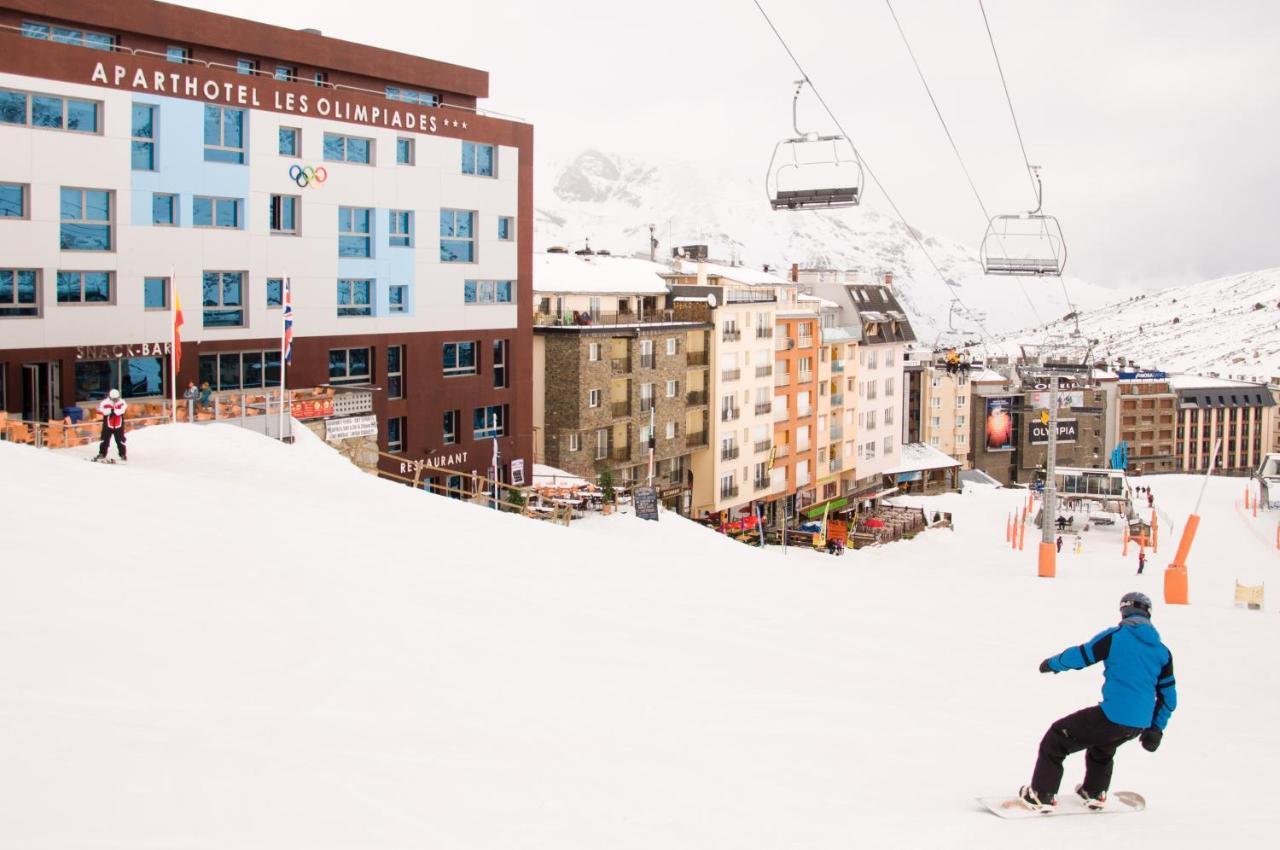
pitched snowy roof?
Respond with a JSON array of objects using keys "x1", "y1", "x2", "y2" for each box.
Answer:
[
  {"x1": 971, "y1": 368, "x2": 1009, "y2": 383},
  {"x1": 797, "y1": 293, "x2": 841, "y2": 309},
  {"x1": 883, "y1": 442, "x2": 962, "y2": 475},
  {"x1": 534, "y1": 252, "x2": 671, "y2": 295},
  {"x1": 674, "y1": 259, "x2": 791, "y2": 286},
  {"x1": 1167, "y1": 373, "x2": 1266, "y2": 390}
]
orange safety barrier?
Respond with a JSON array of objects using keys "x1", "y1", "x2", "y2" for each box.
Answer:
[
  {"x1": 1006, "y1": 513, "x2": 1012, "y2": 543},
  {"x1": 1038, "y1": 541, "x2": 1056, "y2": 578}
]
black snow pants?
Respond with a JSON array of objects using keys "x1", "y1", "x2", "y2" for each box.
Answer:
[
  {"x1": 98, "y1": 422, "x2": 126, "y2": 459},
  {"x1": 1031, "y1": 705, "x2": 1142, "y2": 799}
]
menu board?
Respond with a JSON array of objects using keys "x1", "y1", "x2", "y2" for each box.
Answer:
[{"x1": 632, "y1": 486, "x2": 659, "y2": 521}]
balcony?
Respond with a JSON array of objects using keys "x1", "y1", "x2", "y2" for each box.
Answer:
[
  {"x1": 686, "y1": 350, "x2": 709, "y2": 367},
  {"x1": 611, "y1": 401, "x2": 631, "y2": 418},
  {"x1": 610, "y1": 358, "x2": 631, "y2": 374},
  {"x1": 756, "y1": 327, "x2": 774, "y2": 339},
  {"x1": 638, "y1": 354, "x2": 656, "y2": 369},
  {"x1": 687, "y1": 430, "x2": 708, "y2": 447},
  {"x1": 722, "y1": 328, "x2": 742, "y2": 342},
  {"x1": 721, "y1": 445, "x2": 740, "y2": 462},
  {"x1": 775, "y1": 373, "x2": 791, "y2": 387},
  {"x1": 755, "y1": 364, "x2": 773, "y2": 378},
  {"x1": 797, "y1": 405, "x2": 812, "y2": 419},
  {"x1": 831, "y1": 392, "x2": 844, "y2": 407},
  {"x1": 774, "y1": 443, "x2": 791, "y2": 459},
  {"x1": 830, "y1": 425, "x2": 844, "y2": 441},
  {"x1": 773, "y1": 405, "x2": 789, "y2": 423},
  {"x1": 754, "y1": 402, "x2": 772, "y2": 416},
  {"x1": 686, "y1": 390, "x2": 709, "y2": 406},
  {"x1": 720, "y1": 484, "x2": 740, "y2": 499},
  {"x1": 832, "y1": 361, "x2": 845, "y2": 373},
  {"x1": 797, "y1": 441, "x2": 811, "y2": 454},
  {"x1": 639, "y1": 399, "x2": 654, "y2": 414},
  {"x1": 610, "y1": 446, "x2": 631, "y2": 462},
  {"x1": 754, "y1": 439, "x2": 772, "y2": 453},
  {"x1": 797, "y1": 336, "x2": 814, "y2": 349},
  {"x1": 798, "y1": 371, "x2": 813, "y2": 384},
  {"x1": 534, "y1": 309, "x2": 683, "y2": 327},
  {"x1": 753, "y1": 477, "x2": 770, "y2": 491},
  {"x1": 775, "y1": 337, "x2": 795, "y2": 351},
  {"x1": 721, "y1": 368, "x2": 741, "y2": 382},
  {"x1": 721, "y1": 407, "x2": 741, "y2": 422}
]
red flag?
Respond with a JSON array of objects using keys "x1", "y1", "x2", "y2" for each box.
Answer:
[{"x1": 173, "y1": 290, "x2": 184, "y2": 372}]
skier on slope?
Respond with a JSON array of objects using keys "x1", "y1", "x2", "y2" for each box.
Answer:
[
  {"x1": 95, "y1": 389, "x2": 128, "y2": 462},
  {"x1": 1019, "y1": 591, "x2": 1176, "y2": 813}
]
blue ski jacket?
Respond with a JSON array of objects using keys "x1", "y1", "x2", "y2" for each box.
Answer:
[{"x1": 1046, "y1": 616, "x2": 1177, "y2": 730}]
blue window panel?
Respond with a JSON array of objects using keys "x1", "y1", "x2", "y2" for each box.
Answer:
[
  {"x1": 144, "y1": 277, "x2": 167, "y2": 309},
  {"x1": 56, "y1": 271, "x2": 111, "y2": 303},
  {"x1": 279, "y1": 127, "x2": 298, "y2": 156},
  {"x1": 242, "y1": 352, "x2": 263, "y2": 388},
  {"x1": 440, "y1": 241, "x2": 473, "y2": 262},
  {"x1": 266, "y1": 278, "x2": 283, "y2": 307},
  {"x1": 216, "y1": 199, "x2": 240, "y2": 228},
  {"x1": 461, "y1": 142, "x2": 495, "y2": 176},
  {"x1": 396, "y1": 137, "x2": 412, "y2": 164},
  {"x1": 202, "y1": 271, "x2": 245, "y2": 327},
  {"x1": 385, "y1": 86, "x2": 439, "y2": 106},
  {"x1": 84, "y1": 32, "x2": 114, "y2": 50},
  {"x1": 498, "y1": 216, "x2": 513, "y2": 241},
  {"x1": 152, "y1": 193, "x2": 175, "y2": 225},
  {"x1": 495, "y1": 280, "x2": 512, "y2": 302},
  {"x1": 193, "y1": 197, "x2": 211, "y2": 226},
  {"x1": 166, "y1": 47, "x2": 188, "y2": 64},
  {"x1": 0, "y1": 270, "x2": 39, "y2": 317},
  {"x1": 60, "y1": 188, "x2": 112, "y2": 251},
  {"x1": 0, "y1": 183, "x2": 24, "y2": 217},
  {"x1": 389, "y1": 210, "x2": 412, "y2": 247},
  {"x1": 131, "y1": 142, "x2": 154, "y2": 169},
  {"x1": 347, "y1": 137, "x2": 370, "y2": 164},
  {"x1": 219, "y1": 353, "x2": 240, "y2": 388},
  {"x1": 337, "y1": 279, "x2": 373, "y2": 316},
  {"x1": 443, "y1": 342, "x2": 476, "y2": 375},
  {"x1": 83, "y1": 272, "x2": 110, "y2": 302},
  {"x1": 0, "y1": 90, "x2": 26, "y2": 124},
  {"x1": 338, "y1": 207, "x2": 372, "y2": 257},
  {"x1": 389, "y1": 285, "x2": 408, "y2": 313},
  {"x1": 66, "y1": 99, "x2": 98, "y2": 133},
  {"x1": 274, "y1": 66, "x2": 294, "y2": 82},
  {"x1": 237, "y1": 59, "x2": 256, "y2": 75},
  {"x1": 32, "y1": 95, "x2": 62, "y2": 128},
  {"x1": 323, "y1": 133, "x2": 345, "y2": 161},
  {"x1": 194, "y1": 198, "x2": 241, "y2": 228},
  {"x1": 323, "y1": 134, "x2": 371, "y2": 164},
  {"x1": 20, "y1": 21, "x2": 49, "y2": 39},
  {"x1": 131, "y1": 105, "x2": 154, "y2": 135},
  {"x1": 204, "y1": 105, "x2": 245, "y2": 164},
  {"x1": 463, "y1": 280, "x2": 476, "y2": 303},
  {"x1": 473, "y1": 404, "x2": 503, "y2": 438}
]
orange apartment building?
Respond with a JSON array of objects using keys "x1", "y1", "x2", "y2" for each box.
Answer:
[{"x1": 771, "y1": 307, "x2": 822, "y2": 515}]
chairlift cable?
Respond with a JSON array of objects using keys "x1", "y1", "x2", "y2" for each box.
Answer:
[{"x1": 751, "y1": 0, "x2": 1003, "y2": 349}]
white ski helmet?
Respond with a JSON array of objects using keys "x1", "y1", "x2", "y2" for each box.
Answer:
[{"x1": 108, "y1": 389, "x2": 121, "y2": 400}]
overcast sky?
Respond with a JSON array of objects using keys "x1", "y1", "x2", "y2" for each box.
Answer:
[{"x1": 180, "y1": 0, "x2": 1280, "y2": 291}]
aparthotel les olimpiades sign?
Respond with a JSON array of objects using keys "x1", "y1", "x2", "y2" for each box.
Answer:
[{"x1": 90, "y1": 61, "x2": 471, "y2": 133}]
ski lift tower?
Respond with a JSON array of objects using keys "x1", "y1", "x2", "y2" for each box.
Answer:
[{"x1": 1023, "y1": 346, "x2": 1093, "y2": 578}]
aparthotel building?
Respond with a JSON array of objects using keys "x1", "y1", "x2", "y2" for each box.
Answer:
[
  {"x1": 0, "y1": 0, "x2": 532, "y2": 486},
  {"x1": 1170, "y1": 375, "x2": 1275, "y2": 474}
]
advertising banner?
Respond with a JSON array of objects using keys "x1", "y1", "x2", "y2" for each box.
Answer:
[
  {"x1": 1027, "y1": 390, "x2": 1084, "y2": 410},
  {"x1": 984, "y1": 396, "x2": 1016, "y2": 452},
  {"x1": 1029, "y1": 419, "x2": 1078, "y2": 445}
]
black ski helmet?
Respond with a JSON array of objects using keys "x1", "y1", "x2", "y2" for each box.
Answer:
[{"x1": 1119, "y1": 591, "x2": 1153, "y2": 618}]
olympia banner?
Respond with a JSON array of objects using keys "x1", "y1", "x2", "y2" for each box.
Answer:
[{"x1": 1029, "y1": 419, "x2": 1078, "y2": 445}]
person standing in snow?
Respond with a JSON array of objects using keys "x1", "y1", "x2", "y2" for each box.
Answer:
[
  {"x1": 1074, "y1": 535, "x2": 1083, "y2": 555},
  {"x1": 1137, "y1": 550, "x2": 1147, "y2": 575},
  {"x1": 1020, "y1": 592, "x2": 1176, "y2": 812},
  {"x1": 95, "y1": 389, "x2": 127, "y2": 462},
  {"x1": 1056, "y1": 535, "x2": 1064, "y2": 553}
]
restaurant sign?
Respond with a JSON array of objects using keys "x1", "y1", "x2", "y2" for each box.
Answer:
[{"x1": 76, "y1": 342, "x2": 171, "y2": 360}]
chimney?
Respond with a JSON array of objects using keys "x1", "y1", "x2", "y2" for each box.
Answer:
[
  {"x1": 883, "y1": 271, "x2": 894, "y2": 289},
  {"x1": 790, "y1": 263, "x2": 799, "y2": 282},
  {"x1": 697, "y1": 260, "x2": 707, "y2": 288}
]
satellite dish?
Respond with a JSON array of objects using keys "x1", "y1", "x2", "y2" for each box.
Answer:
[{"x1": 707, "y1": 292, "x2": 718, "y2": 308}]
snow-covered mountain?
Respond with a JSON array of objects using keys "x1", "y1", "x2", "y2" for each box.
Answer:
[
  {"x1": 535, "y1": 150, "x2": 1128, "y2": 340},
  {"x1": 1000, "y1": 267, "x2": 1280, "y2": 379}
]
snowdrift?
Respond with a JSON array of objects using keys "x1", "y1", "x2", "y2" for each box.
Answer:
[{"x1": 2, "y1": 424, "x2": 1278, "y2": 848}]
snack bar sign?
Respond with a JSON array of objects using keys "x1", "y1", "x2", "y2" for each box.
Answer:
[{"x1": 91, "y1": 61, "x2": 466, "y2": 134}]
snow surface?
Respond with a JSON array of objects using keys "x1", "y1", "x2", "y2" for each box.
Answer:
[
  {"x1": 3, "y1": 424, "x2": 1279, "y2": 848},
  {"x1": 534, "y1": 252, "x2": 672, "y2": 295}
]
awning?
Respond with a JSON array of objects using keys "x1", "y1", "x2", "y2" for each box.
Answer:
[
  {"x1": 873, "y1": 486, "x2": 901, "y2": 499},
  {"x1": 802, "y1": 496, "x2": 848, "y2": 519}
]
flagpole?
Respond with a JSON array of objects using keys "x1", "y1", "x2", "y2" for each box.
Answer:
[
  {"x1": 279, "y1": 277, "x2": 288, "y2": 441},
  {"x1": 169, "y1": 266, "x2": 177, "y2": 423},
  {"x1": 647, "y1": 404, "x2": 655, "y2": 487}
]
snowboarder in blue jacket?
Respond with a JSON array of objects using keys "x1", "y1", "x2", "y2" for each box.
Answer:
[{"x1": 1019, "y1": 591, "x2": 1176, "y2": 812}]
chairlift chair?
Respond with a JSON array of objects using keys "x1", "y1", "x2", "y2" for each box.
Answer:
[
  {"x1": 767, "y1": 81, "x2": 864, "y2": 211},
  {"x1": 980, "y1": 168, "x2": 1067, "y2": 276}
]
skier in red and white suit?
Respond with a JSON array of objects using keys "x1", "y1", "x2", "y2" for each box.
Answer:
[{"x1": 96, "y1": 389, "x2": 127, "y2": 461}]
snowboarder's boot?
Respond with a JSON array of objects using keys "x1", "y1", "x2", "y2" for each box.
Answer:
[
  {"x1": 1075, "y1": 784, "x2": 1106, "y2": 810},
  {"x1": 1018, "y1": 785, "x2": 1055, "y2": 813}
]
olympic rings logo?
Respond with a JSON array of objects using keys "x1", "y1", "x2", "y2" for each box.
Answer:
[{"x1": 289, "y1": 164, "x2": 328, "y2": 188}]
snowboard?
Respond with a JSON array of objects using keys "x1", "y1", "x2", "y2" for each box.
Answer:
[
  {"x1": 88, "y1": 457, "x2": 121, "y2": 464},
  {"x1": 979, "y1": 790, "x2": 1145, "y2": 819}
]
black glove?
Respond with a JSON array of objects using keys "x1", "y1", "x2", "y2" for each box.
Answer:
[
  {"x1": 1039, "y1": 659, "x2": 1054, "y2": 674},
  {"x1": 1140, "y1": 727, "x2": 1162, "y2": 752}
]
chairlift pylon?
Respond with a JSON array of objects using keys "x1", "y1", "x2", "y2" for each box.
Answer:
[
  {"x1": 980, "y1": 167, "x2": 1066, "y2": 276},
  {"x1": 766, "y1": 81, "x2": 864, "y2": 211}
]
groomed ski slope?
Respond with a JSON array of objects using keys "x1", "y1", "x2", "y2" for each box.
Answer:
[{"x1": 2, "y1": 424, "x2": 1277, "y2": 849}]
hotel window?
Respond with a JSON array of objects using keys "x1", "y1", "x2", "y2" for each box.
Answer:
[
  {"x1": 588, "y1": 389, "x2": 601, "y2": 408},
  {"x1": 21, "y1": 21, "x2": 115, "y2": 50},
  {"x1": 312, "y1": 71, "x2": 328, "y2": 87},
  {"x1": 666, "y1": 379, "x2": 678, "y2": 398},
  {"x1": 957, "y1": 395, "x2": 967, "y2": 407},
  {"x1": 60, "y1": 188, "x2": 112, "y2": 250},
  {"x1": 1, "y1": 183, "x2": 27, "y2": 218},
  {"x1": 440, "y1": 209, "x2": 476, "y2": 262},
  {"x1": 885, "y1": 406, "x2": 894, "y2": 426},
  {"x1": 198, "y1": 350, "x2": 281, "y2": 391},
  {"x1": 336, "y1": 279, "x2": 373, "y2": 317},
  {"x1": 389, "y1": 284, "x2": 408, "y2": 313},
  {"x1": 0, "y1": 270, "x2": 40, "y2": 317},
  {"x1": 339, "y1": 207, "x2": 372, "y2": 256},
  {"x1": 493, "y1": 339, "x2": 508, "y2": 388},
  {"x1": 498, "y1": 216, "x2": 514, "y2": 241},
  {"x1": 463, "y1": 280, "x2": 512, "y2": 304},
  {"x1": 328, "y1": 347, "x2": 371, "y2": 385},
  {"x1": 152, "y1": 193, "x2": 177, "y2": 226},
  {"x1": 387, "y1": 346, "x2": 404, "y2": 399},
  {"x1": 0, "y1": 89, "x2": 99, "y2": 133},
  {"x1": 595, "y1": 429, "x2": 609, "y2": 460},
  {"x1": 389, "y1": 210, "x2": 413, "y2": 247},
  {"x1": 193, "y1": 196, "x2": 242, "y2": 228},
  {"x1": 568, "y1": 433, "x2": 581, "y2": 452},
  {"x1": 443, "y1": 341, "x2": 477, "y2": 377},
  {"x1": 885, "y1": 376, "x2": 895, "y2": 396},
  {"x1": 884, "y1": 435, "x2": 893, "y2": 454},
  {"x1": 279, "y1": 127, "x2": 299, "y2": 157},
  {"x1": 666, "y1": 337, "x2": 678, "y2": 356},
  {"x1": 461, "y1": 141, "x2": 495, "y2": 176},
  {"x1": 396, "y1": 137, "x2": 415, "y2": 165},
  {"x1": 385, "y1": 86, "x2": 439, "y2": 106},
  {"x1": 387, "y1": 417, "x2": 405, "y2": 453},
  {"x1": 274, "y1": 65, "x2": 297, "y2": 82},
  {"x1": 202, "y1": 272, "x2": 245, "y2": 327},
  {"x1": 323, "y1": 132, "x2": 372, "y2": 164},
  {"x1": 266, "y1": 278, "x2": 284, "y2": 308},
  {"x1": 166, "y1": 46, "x2": 190, "y2": 64},
  {"x1": 443, "y1": 410, "x2": 459, "y2": 445},
  {"x1": 269, "y1": 195, "x2": 299, "y2": 235},
  {"x1": 203, "y1": 105, "x2": 246, "y2": 164},
  {"x1": 666, "y1": 421, "x2": 677, "y2": 440},
  {"x1": 131, "y1": 104, "x2": 157, "y2": 170},
  {"x1": 236, "y1": 58, "x2": 257, "y2": 75},
  {"x1": 473, "y1": 405, "x2": 505, "y2": 439},
  {"x1": 588, "y1": 343, "x2": 601, "y2": 362},
  {"x1": 640, "y1": 383, "x2": 656, "y2": 412},
  {"x1": 144, "y1": 276, "x2": 168, "y2": 310},
  {"x1": 56, "y1": 271, "x2": 112, "y2": 304}
]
